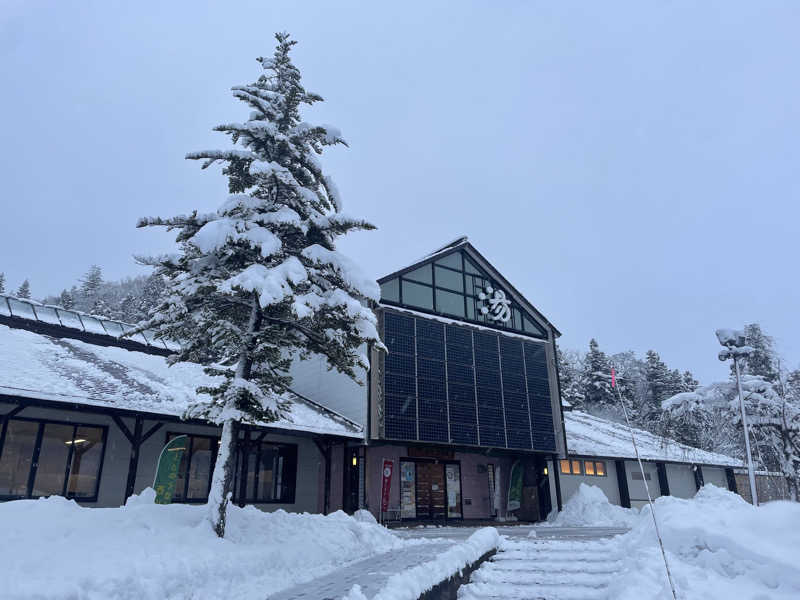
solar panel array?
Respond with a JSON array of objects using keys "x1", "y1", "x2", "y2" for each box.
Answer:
[
  {"x1": 0, "y1": 294, "x2": 179, "y2": 352},
  {"x1": 383, "y1": 311, "x2": 556, "y2": 452}
]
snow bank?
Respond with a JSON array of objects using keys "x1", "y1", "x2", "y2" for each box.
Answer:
[
  {"x1": 609, "y1": 485, "x2": 800, "y2": 599},
  {"x1": 341, "y1": 527, "x2": 500, "y2": 600},
  {"x1": 0, "y1": 490, "x2": 424, "y2": 600},
  {"x1": 544, "y1": 483, "x2": 639, "y2": 528}
]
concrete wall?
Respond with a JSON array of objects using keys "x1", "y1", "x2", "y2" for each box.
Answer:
[
  {"x1": 666, "y1": 463, "x2": 697, "y2": 498},
  {"x1": 702, "y1": 466, "x2": 728, "y2": 489},
  {"x1": 0, "y1": 402, "x2": 328, "y2": 513},
  {"x1": 624, "y1": 460, "x2": 661, "y2": 509}
]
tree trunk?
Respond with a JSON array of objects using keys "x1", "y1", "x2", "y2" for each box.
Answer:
[
  {"x1": 208, "y1": 297, "x2": 261, "y2": 537},
  {"x1": 208, "y1": 418, "x2": 238, "y2": 538}
]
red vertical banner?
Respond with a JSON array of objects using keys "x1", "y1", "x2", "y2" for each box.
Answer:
[{"x1": 380, "y1": 459, "x2": 394, "y2": 513}]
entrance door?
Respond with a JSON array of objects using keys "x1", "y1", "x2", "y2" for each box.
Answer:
[{"x1": 415, "y1": 462, "x2": 446, "y2": 519}]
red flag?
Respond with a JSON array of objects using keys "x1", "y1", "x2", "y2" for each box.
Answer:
[{"x1": 611, "y1": 367, "x2": 616, "y2": 389}]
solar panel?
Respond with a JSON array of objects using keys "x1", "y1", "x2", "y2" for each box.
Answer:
[{"x1": 382, "y1": 311, "x2": 557, "y2": 452}]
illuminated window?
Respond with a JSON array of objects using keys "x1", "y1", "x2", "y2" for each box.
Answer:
[
  {"x1": 560, "y1": 459, "x2": 571, "y2": 474},
  {"x1": 595, "y1": 461, "x2": 606, "y2": 476},
  {"x1": 571, "y1": 460, "x2": 582, "y2": 475},
  {"x1": 584, "y1": 461, "x2": 595, "y2": 476}
]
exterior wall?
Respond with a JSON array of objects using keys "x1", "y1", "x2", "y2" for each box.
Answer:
[
  {"x1": 0, "y1": 401, "x2": 328, "y2": 514},
  {"x1": 665, "y1": 463, "x2": 697, "y2": 498},
  {"x1": 289, "y1": 352, "x2": 368, "y2": 427},
  {"x1": 702, "y1": 466, "x2": 728, "y2": 489},
  {"x1": 624, "y1": 460, "x2": 661, "y2": 509},
  {"x1": 558, "y1": 459, "x2": 621, "y2": 506},
  {"x1": 735, "y1": 471, "x2": 790, "y2": 503},
  {"x1": 363, "y1": 444, "x2": 524, "y2": 521}
]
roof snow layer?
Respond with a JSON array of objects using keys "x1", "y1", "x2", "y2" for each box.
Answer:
[
  {"x1": 0, "y1": 324, "x2": 361, "y2": 438},
  {"x1": 565, "y1": 410, "x2": 742, "y2": 467}
]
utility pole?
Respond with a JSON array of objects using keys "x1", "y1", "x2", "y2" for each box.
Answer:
[{"x1": 716, "y1": 328, "x2": 758, "y2": 506}]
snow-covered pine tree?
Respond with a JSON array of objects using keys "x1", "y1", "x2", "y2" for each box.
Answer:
[
  {"x1": 582, "y1": 339, "x2": 616, "y2": 411},
  {"x1": 557, "y1": 348, "x2": 585, "y2": 410},
  {"x1": 134, "y1": 33, "x2": 382, "y2": 537},
  {"x1": 16, "y1": 279, "x2": 31, "y2": 299},
  {"x1": 78, "y1": 265, "x2": 103, "y2": 309},
  {"x1": 732, "y1": 323, "x2": 779, "y2": 383},
  {"x1": 0, "y1": 272, "x2": 5, "y2": 294},
  {"x1": 59, "y1": 289, "x2": 75, "y2": 309}
]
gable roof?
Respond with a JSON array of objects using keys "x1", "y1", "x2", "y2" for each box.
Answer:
[
  {"x1": 564, "y1": 410, "x2": 742, "y2": 468},
  {"x1": 378, "y1": 237, "x2": 561, "y2": 338},
  {"x1": 0, "y1": 296, "x2": 362, "y2": 438}
]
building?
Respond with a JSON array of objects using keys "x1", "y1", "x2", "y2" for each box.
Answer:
[
  {"x1": 0, "y1": 294, "x2": 360, "y2": 513},
  {"x1": 293, "y1": 237, "x2": 567, "y2": 522},
  {"x1": 559, "y1": 410, "x2": 741, "y2": 509},
  {"x1": 0, "y1": 238, "x2": 749, "y2": 520}
]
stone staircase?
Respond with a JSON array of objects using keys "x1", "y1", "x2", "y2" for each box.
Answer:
[{"x1": 458, "y1": 537, "x2": 623, "y2": 600}]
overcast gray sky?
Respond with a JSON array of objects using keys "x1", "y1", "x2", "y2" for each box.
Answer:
[{"x1": 1, "y1": 1, "x2": 798, "y2": 382}]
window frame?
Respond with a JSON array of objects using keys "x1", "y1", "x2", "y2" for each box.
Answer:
[
  {"x1": 165, "y1": 432, "x2": 298, "y2": 505},
  {"x1": 380, "y1": 251, "x2": 548, "y2": 340},
  {"x1": 0, "y1": 416, "x2": 108, "y2": 502}
]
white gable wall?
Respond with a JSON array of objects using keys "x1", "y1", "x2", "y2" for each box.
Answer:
[
  {"x1": 666, "y1": 463, "x2": 697, "y2": 498},
  {"x1": 289, "y1": 352, "x2": 368, "y2": 428}
]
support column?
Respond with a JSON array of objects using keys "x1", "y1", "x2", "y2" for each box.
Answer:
[
  {"x1": 693, "y1": 465, "x2": 705, "y2": 491},
  {"x1": 113, "y1": 414, "x2": 163, "y2": 502},
  {"x1": 656, "y1": 462, "x2": 670, "y2": 496},
  {"x1": 615, "y1": 460, "x2": 631, "y2": 508},
  {"x1": 551, "y1": 454, "x2": 563, "y2": 512},
  {"x1": 313, "y1": 437, "x2": 332, "y2": 515},
  {"x1": 725, "y1": 467, "x2": 738, "y2": 493}
]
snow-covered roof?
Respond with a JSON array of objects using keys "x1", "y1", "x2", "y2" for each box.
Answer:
[
  {"x1": 564, "y1": 411, "x2": 742, "y2": 467},
  {"x1": 0, "y1": 294, "x2": 179, "y2": 352},
  {"x1": 0, "y1": 323, "x2": 362, "y2": 438}
]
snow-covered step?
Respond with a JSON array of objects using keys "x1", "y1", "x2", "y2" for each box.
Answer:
[{"x1": 459, "y1": 537, "x2": 621, "y2": 600}]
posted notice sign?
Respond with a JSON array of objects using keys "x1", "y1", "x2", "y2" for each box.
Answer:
[{"x1": 380, "y1": 459, "x2": 394, "y2": 512}]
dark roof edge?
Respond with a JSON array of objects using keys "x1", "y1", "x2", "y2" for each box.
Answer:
[{"x1": 0, "y1": 314, "x2": 170, "y2": 357}]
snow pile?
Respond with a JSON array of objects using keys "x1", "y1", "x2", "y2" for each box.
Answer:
[
  {"x1": 609, "y1": 485, "x2": 800, "y2": 599},
  {"x1": 544, "y1": 483, "x2": 640, "y2": 528},
  {"x1": 341, "y1": 527, "x2": 500, "y2": 600},
  {"x1": 0, "y1": 490, "x2": 424, "y2": 600}
]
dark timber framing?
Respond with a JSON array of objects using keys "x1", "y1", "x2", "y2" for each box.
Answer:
[
  {"x1": 551, "y1": 453, "x2": 563, "y2": 511},
  {"x1": 112, "y1": 414, "x2": 164, "y2": 501},
  {"x1": 725, "y1": 467, "x2": 738, "y2": 493},
  {"x1": 694, "y1": 465, "x2": 705, "y2": 491},
  {"x1": 656, "y1": 462, "x2": 670, "y2": 496},
  {"x1": 615, "y1": 459, "x2": 631, "y2": 508}
]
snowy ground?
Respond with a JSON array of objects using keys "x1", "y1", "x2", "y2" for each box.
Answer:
[
  {"x1": 0, "y1": 489, "x2": 436, "y2": 600},
  {"x1": 461, "y1": 483, "x2": 800, "y2": 600}
]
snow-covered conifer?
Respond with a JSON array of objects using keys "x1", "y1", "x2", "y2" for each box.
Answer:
[
  {"x1": 59, "y1": 289, "x2": 74, "y2": 309},
  {"x1": 135, "y1": 33, "x2": 382, "y2": 537},
  {"x1": 80, "y1": 265, "x2": 103, "y2": 298},
  {"x1": 732, "y1": 323, "x2": 779, "y2": 382},
  {"x1": 16, "y1": 279, "x2": 31, "y2": 299},
  {"x1": 582, "y1": 339, "x2": 616, "y2": 410}
]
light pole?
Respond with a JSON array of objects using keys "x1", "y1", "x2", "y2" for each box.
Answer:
[{"x1": 716, "y1": 328, "x2": 758, "y2": 506}]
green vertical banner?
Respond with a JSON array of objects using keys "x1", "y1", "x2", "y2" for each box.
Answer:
[
  {"x1": 153, "y1": 435, "x2": 188, "y2": 505},
  {"x1": 507, "y1": 460, "x2": 523, "y2": 512}
]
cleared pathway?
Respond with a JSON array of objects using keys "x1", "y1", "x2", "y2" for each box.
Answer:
[
  {"x1": 267, "y1": 540, "x2": 453, "y2": 600},
  {"x1": 458, "y1": 528, "x2": 626, "y2": 600}
]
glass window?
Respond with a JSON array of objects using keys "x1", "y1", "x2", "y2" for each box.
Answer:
[
  {"x1": 0, "y1": 419, "x2": 105, "y2": 500},
  {"x1": 380, "y1": 278, "x2": 400, "y2": 303},
  {"x1": 186, "y1": 437, "x2": 213, "y2": 500},
  {"x1": 464, "y1": 257, "x2": 483, "y2": 275},
  {"x1": 571, "y1": 460, "x2": 582, "y2": 475},
  {"x1": 32, "y1": 423, "x2": 74, "y2": 496},
  {"x1": 595, "y1": 461, "x2": 606, "y2": 477},
  {"x1": 445, "y1": 463, "x2": 462, "y2": 518},
  {"x1": 404, "y1": 264, "x2": 432, "y2": 284},
  {"x1": 67, "y1": 426, "x2": 105, "y2": 497},
  {"x1": 0, "y1": 420, "x2": 38, "y2": 496},
  {"x1": 559, "y1": 459, "x2": 571, "y2": 475},
  {"x1": 401, "y1": 280, "x2": 434, "y2": 310},
  {"x1": 434, "y1": 266, "x2": 464, "y2": 292},
  {"x1": 435, "y1": 252, "x2": 462, "y2": 270},
  {"x1": 584, "y1": 461, "x2": 595, "y2": 476},
  {"x1": 400, "y1": 461, "x2": 416, "y2": 519},
  {"x1": 435, "y1": 289, "x2": 465, "y2": 318}
]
